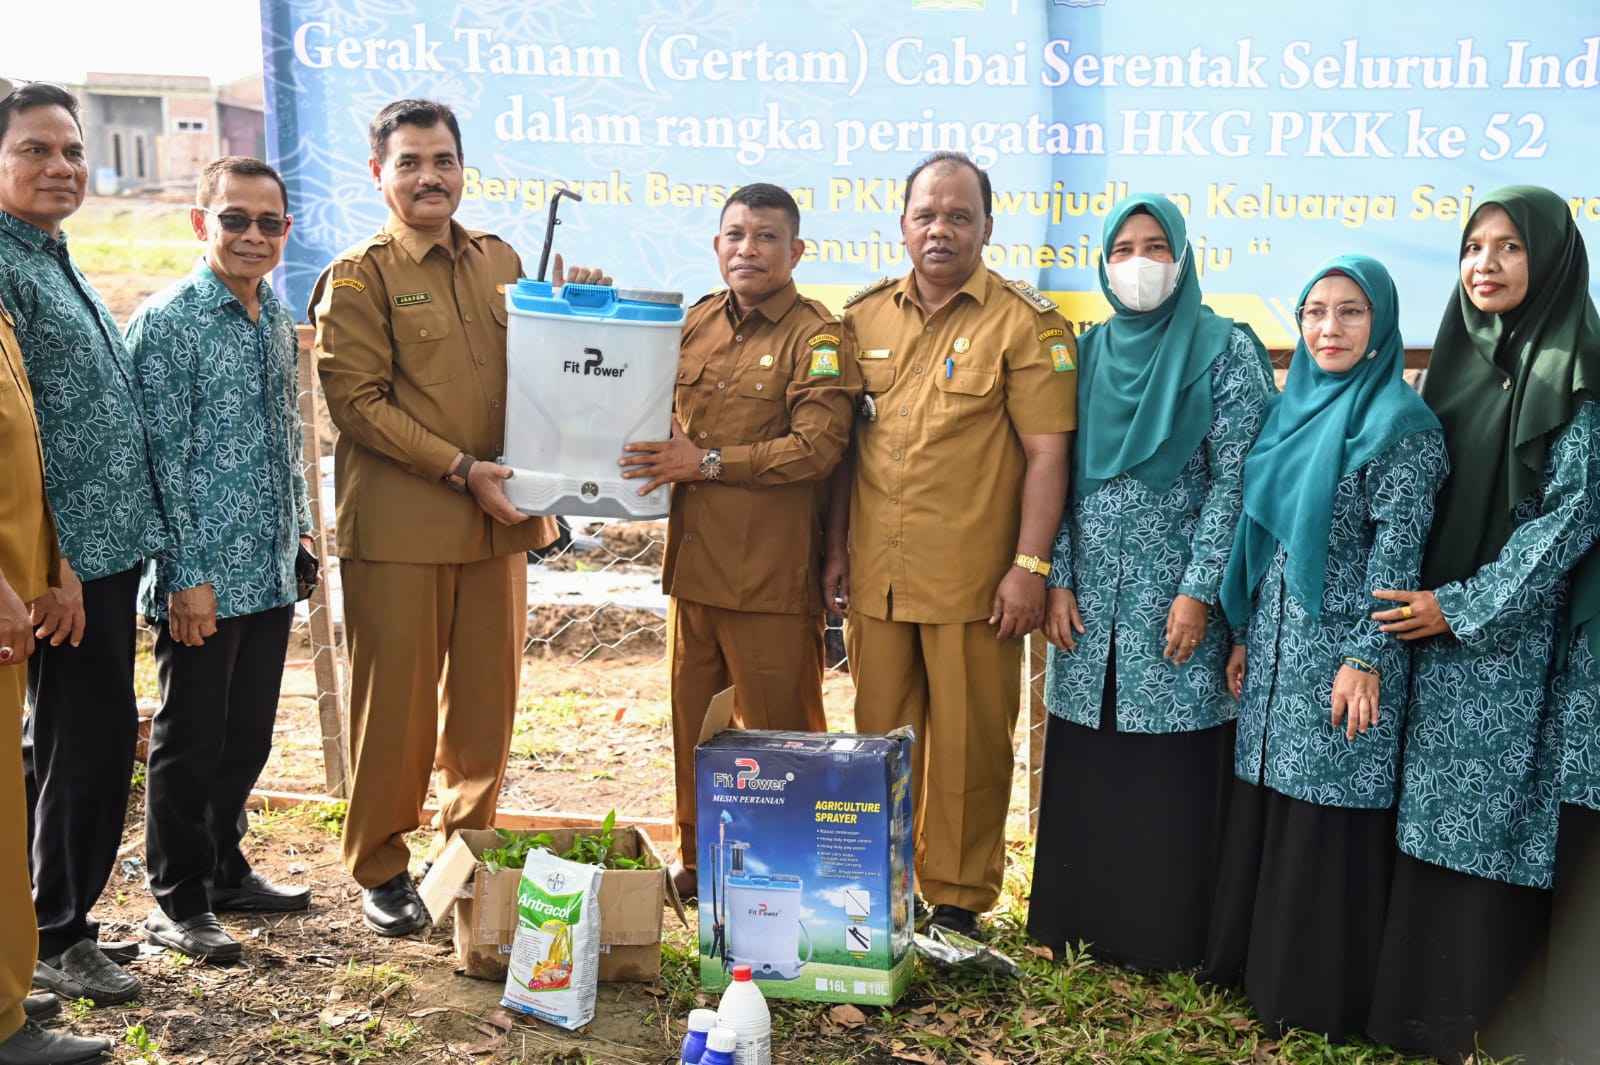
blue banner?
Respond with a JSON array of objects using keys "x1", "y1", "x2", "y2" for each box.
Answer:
[{"x1": 262, "y1": 0, "x2": 1600, "y2": 344}]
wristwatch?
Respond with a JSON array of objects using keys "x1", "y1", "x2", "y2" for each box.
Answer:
[
  {"x1": 1013, "y1": 553, "x2": 1051, "y2": 577},
  {"x1": 699, "y1": 448, "x2": 724, "y2": 482},
  {"x1": 444, "y1": 455, "x2": 475, "y2": 493}
]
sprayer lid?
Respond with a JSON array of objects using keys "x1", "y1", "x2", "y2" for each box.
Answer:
[
  {"x1": 706, "y1": 1029, "x2": 738, "y2": 1052},
  {"x1": 615, "y1": 286, "x2": 684, "y2": 306},
  {"x1": 688, "y1": 1009, "x2": 718, "y2": 1032},
  {"x1": 731, "y1": 964, "x2": 753, "y2": 982}
]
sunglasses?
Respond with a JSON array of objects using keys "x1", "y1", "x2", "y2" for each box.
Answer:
[{"x1": 199, "y1": 207, "x2": 291, "y2": 238}]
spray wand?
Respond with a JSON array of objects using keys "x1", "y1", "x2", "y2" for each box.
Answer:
[{"x1": 535, "y1": 187, "x2": 584, "y2": 282}]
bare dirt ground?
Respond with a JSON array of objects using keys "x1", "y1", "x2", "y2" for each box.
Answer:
[{"x1": 85, "y1": 616, "x2": 889, "y2": 1065}]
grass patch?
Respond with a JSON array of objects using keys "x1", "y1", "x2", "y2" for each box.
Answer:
[
  {"x1": 266, "y1": 1017, "x2": 420, "y2": 1064},
  {"x1": 335, "y1": 959, "x2": 415, "y2": 1001},
  {"x1": 652, "y1": 841, "x2": 1481, "y2": 1065},
  {"x1": 66, "y1": 201, "x2": 195, "y2": 278},
  {"x1": 510, "y1": 689, "x2": 587, "y2": 758}
]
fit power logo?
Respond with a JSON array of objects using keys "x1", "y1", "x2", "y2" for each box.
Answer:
[
  {"x1": 563, "y1": 346, "x2": 627, "y2": 378},
  {"x1": 713, "y1": 757, "x2": 793, "y2": 792}
]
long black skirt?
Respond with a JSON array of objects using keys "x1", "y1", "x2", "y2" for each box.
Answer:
[
  {"x1": 1368, "y1": 852, "x2": 1553, "y2": 1063},
  {"x1": 1546, "y1": 803, "x2": 1600, "y2": 1063},
  {"x1": 1201, "y1": 781, "x2": 1395, "y2": 1042},
  {"x1": 1026, "y1": 667, "x2": 1234, "y2": 972}
]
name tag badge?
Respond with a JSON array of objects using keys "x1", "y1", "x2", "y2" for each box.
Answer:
[
  {"x1": 393, "y1": 291, "x2": 432, "y2": 307},
  {"x1": 859, "y1": 349, "x2": 892, "y2": 360}
]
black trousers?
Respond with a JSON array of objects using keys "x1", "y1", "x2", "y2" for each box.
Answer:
[
  {"x1": 24, "y1": 565, "x2": 141, "y2": 960},
  {"x1": 146, "y1": 604, "x2": 293, "y2": 921}
]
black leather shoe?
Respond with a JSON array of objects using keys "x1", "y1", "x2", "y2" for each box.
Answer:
[
  {"x1": 21, "y1": 996, "x2": 59, "y2": 1024},
  {"x1": 927, "y1": 904, "x2": 982, "y2": 939},
  {"x1": 0, "y1": 1021, "x2": 112, "y2": 1065},
  {"x1": 33, "y1": 941, "x2": 140, "y2": 1005},
  {"x1": 208, "y1": 870, "x2": 311, "y2": 913},
  {"x1": 143, "y1": 910, "x2": 242, "y2": 962},
  {"x1": 667, "y1": 863, "x2": 698, "y2": 902},
  {"x1": 362, "y1": 873, "x2": 427, "y2": 937}
]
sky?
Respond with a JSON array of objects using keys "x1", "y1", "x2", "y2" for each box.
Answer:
[{"x1": 1, "y1": 0, "x2": 265, "y2": 84}]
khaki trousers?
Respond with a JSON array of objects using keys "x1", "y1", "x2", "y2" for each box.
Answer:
[
  {"x1": 1, "y1": 666, "x2": 35, "y2": 1040},
  {"x1": 846, "y1": 612, "x2": 1022, "y2": 913},
  {"x1": 669, "y1": 599, "x2": 825, "y2": 871},
  {"x1": 340, "y1": 554, "x2": 526, "y2": 887}
]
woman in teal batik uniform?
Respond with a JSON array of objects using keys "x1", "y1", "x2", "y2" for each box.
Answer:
[
  {"x1": 1202, "y1": 255, "x2": 1445, "y2": 1042},
  {"x1": 1026, "y1": 193, "x2": 1273, "y2": 971},
  {"x1": 1367, "y1": 186, "x2": 1600, "y2": 1063}
]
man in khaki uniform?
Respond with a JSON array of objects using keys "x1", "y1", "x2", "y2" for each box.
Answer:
[
  {"x1": 622, "y1": 184, "x2": 861, "y2": 899},
  {"x1": 309, "y1": 99, "x2": 602, "y2": 936},
  {"x1": 824, "y1": 152, "x2": 1076, "y2": 938}
]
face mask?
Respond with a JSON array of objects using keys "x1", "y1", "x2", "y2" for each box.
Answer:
[{"x1": 1105, "y1": 252, "x2": 1184, "y2": 312}]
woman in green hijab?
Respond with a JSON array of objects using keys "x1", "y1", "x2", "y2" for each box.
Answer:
[
  {"x1": 1026, "y1": 193, "x2": 1273, "y2": 971},
  {"x1": 1367, "y1": 186, "x2": 1600, "y2": 1061},
  {"x1": 1203, "y1": 255, "x2": 1445, "y2": 1041}
]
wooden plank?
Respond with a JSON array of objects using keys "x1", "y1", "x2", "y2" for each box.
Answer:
[
  {"x1": 248, "y1": 789, "x2": 676, "y2": 845},
  {"x1": 295, "y1": 325, "x2": 349, "y2": 798},
  {"x1": 1027, "y1": 629, "x2": 1048, "y2": 835}
]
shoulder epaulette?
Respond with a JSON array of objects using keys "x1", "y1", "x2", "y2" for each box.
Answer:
[
  {"x1": 471, "y1": 230, "x2": 513, "y2": 248},
  {"x1": 690, "y1": 290, "x2": 718, "y2": 308},
  {"x1": 1005, "y1": 278, "x2": 1058, "y2": 314},
  {"x1": 333, "y1": 231, "x2": 391, "y2": 264},
  {"x1": 844, "y1": 276, "x2": 895, "y2": 309},
  {"x1": 795, "y1": 292, "x2": 841, "y2": 323}
]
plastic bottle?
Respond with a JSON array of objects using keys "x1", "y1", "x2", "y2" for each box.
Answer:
[
  {"x1": 680, "y1": 1008, "x2": 718, "y2": 1064},
  {"x1": 700, "y1": 1029, "x2": 738, "y2": 1065},
  {"x1": 715, "y1": 965, "x2": 772, "y2": 1065}
]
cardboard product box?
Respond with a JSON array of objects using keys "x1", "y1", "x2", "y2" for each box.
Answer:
[
  {"x1": 419, "y1": 824, "x2": 674, "y2": 983},
  {"x1": 695, "y1": 688, "x2": 915, "y2": 1006}
]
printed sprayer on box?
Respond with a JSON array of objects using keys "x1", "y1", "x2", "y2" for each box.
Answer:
[
  {"x1": 695, "y1": 688, "x2": 916, "y2": 1006},
  {"x1": 500, "y1": 278, "x2": 683, "y2": 520}
]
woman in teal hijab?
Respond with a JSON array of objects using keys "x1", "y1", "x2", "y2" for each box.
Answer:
[
  {"x1": 1027, "y1": 194, "x2": 1274, "y2": 971},
  {"x1": 1367, "y1": 186, "x2": 1600, "y2": 1063},
  {"x1": 1202, "y1": 255, "x2": 1445, "y2": 1041}
]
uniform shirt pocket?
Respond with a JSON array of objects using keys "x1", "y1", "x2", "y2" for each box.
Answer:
[
  {"x1": 928, "y1": 364, "x2": 998, "y2": 440},
  {"x1": 860, "y1": 361, "x2": 897, "y2": 394},
  {"x1": 724, "y1": 369, "x2": 788, "y2": 443},
  {"x1": 391, "y1": 305, "x2": 457, "y2": 386}
]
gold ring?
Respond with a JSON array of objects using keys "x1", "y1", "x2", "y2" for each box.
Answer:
[
  {"x1": 1401, "y1": 605, "x2": 1414, "y2": 619},
  {"x1": 1186, "y1": 638, "x2": 1199, "y2": 645}
]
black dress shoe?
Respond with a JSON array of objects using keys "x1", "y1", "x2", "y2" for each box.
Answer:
[
  {"x1": 21, "y1": 996, "x2": 59, "y2": 1023},
  {"x1": 208, "y1": 870, "x2": 311, "y2": 913},
  {"x1": 362, "y1": 873, "x2": 427, "y2": 937},
  {"x1": 143, "y1": 910, "x2": 242, "y2": 962},
  {"x1": 0, "y1": 1021, "x2": 112, "y2": 1065},
  {"x1": 33, "y1": 941, "x2": 140, "y2": 1005},
  {"x1": 927, "y1": 904, "x2": 982, "y2": 939}
]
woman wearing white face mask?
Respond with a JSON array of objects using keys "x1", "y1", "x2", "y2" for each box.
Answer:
[{"x1": 1027, "y1": 194, "x2": 1274, "y2": 971}]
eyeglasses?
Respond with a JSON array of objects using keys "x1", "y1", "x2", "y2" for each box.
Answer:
[
  {"x1": 1296, "y1": 302, "x2": 1371, "y2": 328},
  {"x1": 199, "y1": 207, "x2": 291, "y2": 237}
]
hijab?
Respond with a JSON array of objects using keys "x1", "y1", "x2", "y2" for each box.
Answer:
[
  {"x1": 1074, "y1": 194, "x2": 1264, "y2": 499},
  {"x1": 1222, "y1": 255, "x2": 1440, "y2": 623},
  {"x1": 1419, "y1": 185, "x2": 1600, "y2": 662}
]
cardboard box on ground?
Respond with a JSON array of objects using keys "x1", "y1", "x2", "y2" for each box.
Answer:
[
  {"x1": 420, "y1": 824, "x2": 687, "y2": 982},
  {"x1": 695, "y1": 687, "x2": 917, "y2": 1007}
]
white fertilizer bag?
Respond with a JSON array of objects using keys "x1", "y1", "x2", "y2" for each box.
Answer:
[{"x1": 500, "y1": 847, "x2": 602, "y2": 1029}]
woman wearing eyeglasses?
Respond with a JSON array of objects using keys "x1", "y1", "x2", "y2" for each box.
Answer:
[
  {"x1": 1363, "y1": 186, "x2": 1600, "y2": 1062},
  {"x1": 1203, "y1": 255, "x2": 1445, "y2": 1041},
  {"x1": 1026, "y1": 193, "x2": 1274, "y2": 972}
]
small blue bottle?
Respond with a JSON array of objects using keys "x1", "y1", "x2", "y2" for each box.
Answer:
[
  {"x1": 680, "y1": 1009, "x2": 717, "y2": 1064},
  {"x1": 700, "y1": 1029, "x2": 737, "y2": 1065}
]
